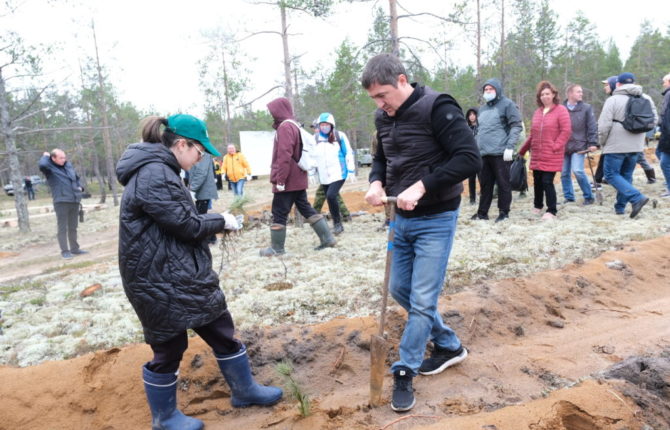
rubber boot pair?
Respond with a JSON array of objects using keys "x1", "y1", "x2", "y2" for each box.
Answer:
[
  {"x1": 216, "y1": 345, "x2": 283, "y2": 407},
  {"x1": 143, "y1": 364, "x2": 203, "y2": 430},
  {"x1": 307, "y1": 214, "x2": 336, "y2": 250},
  {"x1": 259, "y1": 224, "x2": 286, "y2": 257}
]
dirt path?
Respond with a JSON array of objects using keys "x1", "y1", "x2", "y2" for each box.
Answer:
[{"x1": 1, "y1": 235, "x2": 668, "y2": 429}]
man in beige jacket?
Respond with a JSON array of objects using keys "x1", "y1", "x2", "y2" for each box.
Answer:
[{"x1": 598, "y1": 72, "x2": 657, "y2": 218}]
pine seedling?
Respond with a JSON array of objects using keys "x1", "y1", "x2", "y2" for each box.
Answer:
[{"x1": 275, "y1": 359, "x2": 311, "y2": 417}]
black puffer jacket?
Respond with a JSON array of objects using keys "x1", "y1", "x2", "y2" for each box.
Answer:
[{"x1": 116, "y1": 142, "x2": 227, "y2": 344}]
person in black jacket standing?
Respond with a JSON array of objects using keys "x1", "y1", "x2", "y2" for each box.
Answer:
[
  {"x1": 39, "y1": 149, "x2": 86, "y2": 259},
  {"x1": 116, "y1": 114, "x2": 281, "y2": 430},
  {"x1": 561, "y1": 84, "x2": 598, "y2": 205},
  {"x1": 362, "y1": 54, "x2": 481, "y2": 412}
]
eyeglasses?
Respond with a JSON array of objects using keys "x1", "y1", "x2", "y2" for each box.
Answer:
[{"x1": 189, "y1": 141, "x2": 205, "y2": 160}]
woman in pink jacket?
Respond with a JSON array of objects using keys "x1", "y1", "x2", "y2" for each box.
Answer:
[{"x1": 519, "y1": 81, "x2": 572, "y2": 220}]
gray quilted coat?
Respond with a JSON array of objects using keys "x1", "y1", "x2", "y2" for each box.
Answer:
[{"x1": 116, "y1": 142, "x2": 227, "y2": 344}]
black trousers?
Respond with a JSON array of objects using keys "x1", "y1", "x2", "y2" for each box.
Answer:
[
  {"x1": 533, "y1": 170, "x2": 558, "y2": 215},
  {"x1": 271, "y1": 190, "x2": 318, "y2": 226},
  {"x1": 322, "y1": 179, "x2": 345, "y2": 224},
  {"x1": 54, "y1": 202, "x2": 80, "y2": 253},
  {"x1": 595, "y1": 155, "x2": 604, "y2": 184},
  {"x1": 468, "y1": 174, "x2": 478, "y2": 202},
  {"x1": 477, "y1": 155, "x2": 512, "y2": 216},
  {"x1": 147, "y1": 310, "x2": 242, "y2": 374}
]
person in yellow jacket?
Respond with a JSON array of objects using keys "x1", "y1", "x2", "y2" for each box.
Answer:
[{"x1": 222, "y1": 144, "x2": 252, "y2": 196}]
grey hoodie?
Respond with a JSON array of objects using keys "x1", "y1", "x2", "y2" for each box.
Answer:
[
  {"x1": 476, "y1": 78, "x2": 523, "y2": 156},
  {"x1": 598, "y1": 84, "x2": 658, "y2": 153}
]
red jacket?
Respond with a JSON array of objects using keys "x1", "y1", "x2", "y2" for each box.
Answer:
[
  {"x1": 519, "y1": 104, "x2": 572, "y2": 172},
  {"x1": 267, "y1": 97, "x2": 308, "y2": 193}
]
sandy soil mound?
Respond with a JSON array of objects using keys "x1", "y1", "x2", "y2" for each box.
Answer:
[{"x1": 1, "y1": 232, "x2": 668, "y2": 429}]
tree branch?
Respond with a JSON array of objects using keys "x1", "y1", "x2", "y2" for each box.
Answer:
[
  {"x1": 15, "y1": 126, "x2": 113, "y2": 136},
  {"x1": 236, "y1": 30, "x2": 282, "y2": 43},
  {"x1": 237, "y1": 85, "x2": 283, "y2": 108},
  {"x1": 9, "y1": 82, "x2": 51, "y2": 124}
]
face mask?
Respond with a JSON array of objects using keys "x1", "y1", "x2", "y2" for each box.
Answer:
[
  {"x1": 483, "y1": 92, "x2": 496, "y2": 102},
  {"x1": 319, "y1": 124, "x2": 332, "y2": 135}
]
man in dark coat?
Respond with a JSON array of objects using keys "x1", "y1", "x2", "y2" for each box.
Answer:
[
  {"x1": 561, "y1": 84, "x2": 598, "y2": 205},
  {"x1": 260, "y1": 97, "x2": 335, "y2": 256},
  {"x1": 39, "y1": 149, "x2": 86, "y2": 259}
]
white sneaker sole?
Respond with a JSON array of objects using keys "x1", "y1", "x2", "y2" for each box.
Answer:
[
  {"x1": 391, "y1": 397, "x2": 416, "y2": 412},
  {"x1": 419, "y1": 348, "x2": 468, "y2": 376}
]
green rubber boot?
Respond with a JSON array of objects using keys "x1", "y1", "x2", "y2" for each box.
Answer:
[
  {"x1": 259, "y1": 224, "x2": 286, "y2": 257},
  {"x1": 308, "y1": 215, "x2": 336, "y2": 250}
]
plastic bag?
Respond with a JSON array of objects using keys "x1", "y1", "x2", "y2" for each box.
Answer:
[{"x1": 510, "y1": 157, "x2": 528, "y2": 192}]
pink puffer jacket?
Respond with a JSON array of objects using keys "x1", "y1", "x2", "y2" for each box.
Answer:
[{"x1": 519, "y1": 104, "x2": 572, "y2": 172}]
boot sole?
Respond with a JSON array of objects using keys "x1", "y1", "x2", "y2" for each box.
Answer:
[
  {"x1": 231, "y1": 393, "x2": 283, "y2": 408},
  {"x1": 390, "y1": 397, "x2": 416, "y2": 412},
  {"x1": 419, "y1": 348, "x2": 468, "y2": 376}
]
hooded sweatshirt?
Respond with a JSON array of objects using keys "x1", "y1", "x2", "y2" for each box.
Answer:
[
  {"x1": 598, "y1": 84, "x2": 658, "y2": 153},
  {"x1": 267, "y1": 97, "x2": 308, "y2": 192},
  {"x1": 476, "y1": 78, "x2": 523, "y2": 156},
  {"x1": 115, "y1": 142, "x2": 227, "y2": 344}
]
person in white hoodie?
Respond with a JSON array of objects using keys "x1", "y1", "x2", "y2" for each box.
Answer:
[{"x1": 312, "y1": 112, "x2": 355, "y2": 235}]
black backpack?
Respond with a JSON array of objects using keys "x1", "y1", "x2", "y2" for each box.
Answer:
[{"x1": 615, "y1": 95, "x2": 655, "y2": 134}]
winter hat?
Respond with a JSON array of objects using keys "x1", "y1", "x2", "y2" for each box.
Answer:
[
  {"x1": 601, "y1": 76, "x2": 618, "y2": 93},
  {"x1": 318, "y1": 112, "x2": 336, "y2": 128},
  {"x1": 166, "y1": 114, "x2": 221, "y2": 157},
  {"x1": 617, "y1": 72, "x2": 636, "y2": 84}
]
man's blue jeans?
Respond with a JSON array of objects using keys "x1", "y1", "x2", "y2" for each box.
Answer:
[
  {"x1": 561, "y1": 152, "x2": 593, "y2": 201},
  {"x1": 389, "y1": 209, "x2": 461, "y2": 376},
  {"x1": 659, "y1": 151, "x2": 670, "y2": 192},
  {"x1": 603, "y1": 152, "x2": 646, "y2": 214},
  {"x1": 231, "y1": 179, "x2": 246, "y2": 196}
]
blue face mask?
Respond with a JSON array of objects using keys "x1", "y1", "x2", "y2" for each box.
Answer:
[
  {"x1": 483, "y1": 92, "x2": 496, "y2": 102},
  {"x1": 319, "y1": 124, "x2": 332, "y2": 135}
]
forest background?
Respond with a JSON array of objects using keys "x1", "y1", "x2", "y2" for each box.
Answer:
[{"x1": 2, "y1": 0, "x2": 670, "y2": 232}]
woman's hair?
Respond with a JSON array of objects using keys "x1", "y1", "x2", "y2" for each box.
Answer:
[
  {"x1": 535, "y1": 81, "x2": 560, "y2": 107},
  {"x1": 465, "y1": 108, "x2": 478, "y2": 125},
  {"x1": 140, "y1": 116, "x2": 192, "y2": 149}
]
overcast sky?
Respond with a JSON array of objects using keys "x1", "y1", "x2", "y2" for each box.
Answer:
[{"x1": 4, "y1": 0, "x2": 668, "y2": 117}]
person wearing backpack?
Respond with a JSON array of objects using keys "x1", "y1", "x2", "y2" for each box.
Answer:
[
  {"x1": 311, "y1": 112, "x2": 355, "y2": 235},
  {"x1": 260, "y1": 97, "x2": 336, "y2": 256},
  {"x1": 597, "y1": 72, "x2": 658, "y2": 218}
]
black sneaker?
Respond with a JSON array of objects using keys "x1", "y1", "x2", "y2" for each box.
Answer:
[
  {"x1": 419, "y1": 345, "x2": 468, "y2": 376},
  {"x1": 630, "y1": 197, "x2": 649, "y2": 219},
  {"x1": 582, "y1": 198, "x2": 595, "y2": 206},
  {"x1": 71, "y1": 249, "x2": 88, "y2": 255},
  {"x1": 470, "y1": 213, "x2": 488, "y2": 220},
  {"x1": 391, "y1": 367, "x2": 415, "y2": 412},
  {"x1": 494, "y1": 213, "x2": 509, "y2": 223},
  {"x1": 61, "y1": 251, "x2": 73, "y2": 259}
]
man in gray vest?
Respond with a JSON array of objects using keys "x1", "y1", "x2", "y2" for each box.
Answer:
[
  {"x1": 362, "y1": 53, "x2": 480, "y2": 412},
  {"x1": 39, "y1": 149, "x2": 86, "y2": 259}
]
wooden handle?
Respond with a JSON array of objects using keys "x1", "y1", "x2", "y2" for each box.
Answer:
[{"x1": 381, "y1": 196, "x2": 397, "y2": 204}]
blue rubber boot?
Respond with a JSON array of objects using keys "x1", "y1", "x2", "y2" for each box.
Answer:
[
  {"x1": 142, "y1": 364, "x2": 203, "y2": 430},
  {"x1": 216, "y1": 345, "x2": 283, "y2": 407}
]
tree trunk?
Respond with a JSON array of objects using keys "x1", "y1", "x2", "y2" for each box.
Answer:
[
  {"x1": 0, "y1": 68, "x2": 30, "y2": 232},
  {"x1": 499, "y1": 0, "x2": 506, "y2": 82},
  {"x1": 280, "y1": 5, "x2": 294, "y2": 104},
  {"x1": 389, "y1": 0, "x2": 399, "y2": 57},
  {"x1": 222, "y1": 47, "x2": 232, "y2": 144},
  {"x1": 476, "y1": 0, "x2": 482, "y2": 88},
  {"x1": 92, "y1": 20, "x2": 119, "y2": 206}
]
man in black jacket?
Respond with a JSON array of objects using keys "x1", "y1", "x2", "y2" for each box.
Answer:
[
  {"x1": 39, "y1": 149, "x2": 87, "y2": 259},
  {"x1": 362, "y1": 54, "x2": 481, "y2": 412},
  {"x1": 561, "y1": 84, "x2": 598, "y2": 205}
]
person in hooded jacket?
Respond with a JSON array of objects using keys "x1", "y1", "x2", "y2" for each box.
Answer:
[
  {"x1": 561, "y1": 83, "x2": 598, "y2": 205},
  {"x1": 465, "y1": 108, "x2": 479, "y2": 205},
  {"x1": 598, "y1": 72, "x2": 657, "y2": 218},
  {"x1": 472, "y1": 78, "x2": 523, "y2": 222},
  {"x1": 312, "y1": 112, "x2": 355, "y2": 235},
  {"x1": 519, "y1": 80, "x2": 572, "y2": 220},
  {"x1": 116, "y1": 114, "x2": 282, "y2": 430},
  {"x1": 659, "y1": 72, "x2": 670, "y2": 198},
  {"x1": 261, "y1": 97, "x2": 336, "y2": 256}
]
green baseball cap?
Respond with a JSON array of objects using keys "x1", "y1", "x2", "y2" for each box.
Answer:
[{"x1": 166, "y1": 114, "x2": 221, "y2": 157}]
